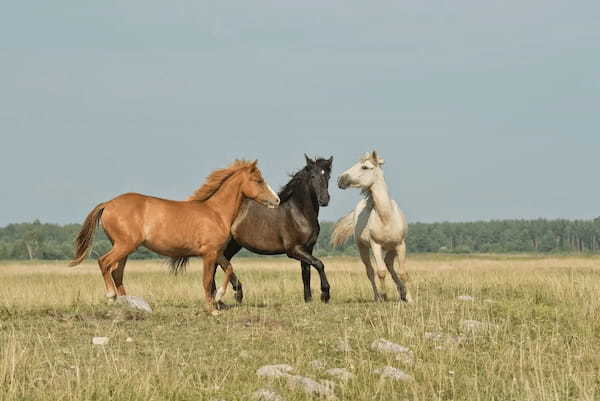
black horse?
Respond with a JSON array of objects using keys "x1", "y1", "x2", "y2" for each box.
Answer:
[{"x1": 217, "y1": 155, "x2": 333, "y2": 303}]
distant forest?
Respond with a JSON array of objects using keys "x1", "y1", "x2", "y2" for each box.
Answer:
[{"x1": 1, "y1": 217, "x2": 600, "y2": 261}]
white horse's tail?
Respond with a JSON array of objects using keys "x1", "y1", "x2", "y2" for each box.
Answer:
[{"x1": 331, "y1": 211, "x2": 355, "y2": 248}]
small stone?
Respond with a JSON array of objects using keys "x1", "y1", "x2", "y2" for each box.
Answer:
[
  {"x1": 460, "y1": 319, "x2": 497, "y2": 334},
  {"x1": 309, "y1": 360, "x2": 327, "y2": 370},
  {"x1": 335, "y1": 338, "x2": 352, "y2": 352},
  {"x1": 424, "y1": 332, "x2": 445, "y2": 341},
  {"x1": 325, "y1": 368, "x2": 354, "y2": 382},
  {"x1": 320, "y1": 380, "x2": 336, "y2": 392},
  {"x1": 374, "y1": 366, "x2": 413, "y2": 382},
  {"x1": 424, "y1": 331, "x2": 466, "y2": 345},
  {"x1": 252, "y1": 388, "x2": 283, "y2": 401},
  {"x1": 395, "y1": 352, "x2": 415, "y2": 366},
  {"x1": 116, "y1": 296, "x2": 153, "y2": 313},
  {"x1": 125, "y1": 337, "x2": 133, "y2": 343},
  {"x1": 92, "y1": 336, "x2": 109, "y2": 345},
  {"x1": 371, "y1": 339, "x2": 412, "y2": 356},
  {"x1": 285, "y1": 375, "x2": 337, "y2": 399},
  {"x1": 457, "y1": 295, "x2": 475, "y2": 301},
  {"x1": 256, "y1": 364, "x2": 294, "y2": 378}
]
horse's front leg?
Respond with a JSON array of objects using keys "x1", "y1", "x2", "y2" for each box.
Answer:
[
  {"x1": 201, "y1": 252, "x2": 219, "y2": 316},
  {"x1": 289, "y1": 246, "x2": 330, "y2": 303}
]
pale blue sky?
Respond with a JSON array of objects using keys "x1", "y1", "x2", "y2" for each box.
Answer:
[{"x1": 1, "y1": 1, "x2": 599, "y2": 226}]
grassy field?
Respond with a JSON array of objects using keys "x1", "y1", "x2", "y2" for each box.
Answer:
[{"x1": 1, "y1": 255, "x2": 599, "y2": 401}]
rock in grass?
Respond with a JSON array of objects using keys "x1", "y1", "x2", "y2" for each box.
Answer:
[
  {"x1": 335, "y1": 338, "x2": 352, "y2": 352},
  {"x1": 92, "y1": 336, "x2": 109, "y2": 345},
  {"x1": 424, "y1": 331, "x2": 465, "y2": 345},
  {"x1": 309, "y1": 360, "x2": 327, "y2": 370},
  {"x1": 371, "y1": 339, "x2": 412, "y2": 355},
  {"x1": 457, "y1": 295, "x2": 475, "y2": 301},
  {"x1": 256, "y1": 364, "x2": 294, "y2": 378},
  {"x1": 460, "y1": 319, "x2": 498, "y2": 334},
  {"x1": 285, "y1": 375, "x2": 337, "y2": 399},
  {"x1": 374, "y1": 366, "x2": 413, "y2": 382},
  {"x1": 116, "y1": 296, "x2": 152, "y2": 313},
  {"x1": 325, "y1": 368, "x2": 354, "y2": 382},
  {"x1": 252, "y1": 388, "x2": 283, "y2": 401}
]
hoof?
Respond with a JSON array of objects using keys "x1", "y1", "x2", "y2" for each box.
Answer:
[
  {"x1": 320, "y1": 292, "x2": 330, "y2": 303},
  {"x1": 216, "y1": 301, "x2": 227, "y2": 310},
  {"x1": 374, "y1": 294, "x2": 387, "y2": 302},
  {"x1": 234, "y1": 290, "x2": 244, "y2": 304},
  {"x1": 210, "y1": 310, "x2": 221, "y2": 317}
]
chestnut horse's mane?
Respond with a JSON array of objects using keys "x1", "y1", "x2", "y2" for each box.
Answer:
[{"x1": 187, "y1": 160, "x2": 254, "y2": 202}]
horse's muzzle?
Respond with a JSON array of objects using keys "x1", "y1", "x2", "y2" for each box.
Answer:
[{"x1": 337, "y1": 175, "x2": 350, "y2": 189}]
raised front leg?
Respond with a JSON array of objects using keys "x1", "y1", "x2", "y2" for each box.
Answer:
[
  {"x1": 301, "y1": 262, "x2": 312, "y2": 302},
  {"x1": 215, "y1": 255, "x2": 235, "y2": 304},
  {"x1": 288, "y1": 246, "x2": 330, "y2": 303},
  {"x1": 219, "y1": 240, "x2": 244, "y2": 303}
]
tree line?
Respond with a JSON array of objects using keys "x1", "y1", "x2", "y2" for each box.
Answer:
[{"x1": 1, "y1": 218, "x2": 600, "y2": 261}]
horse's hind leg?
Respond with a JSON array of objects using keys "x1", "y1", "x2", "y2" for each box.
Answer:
[
  {"x1": 395, "y1": 241, "x2": 412, "y2": 302},
  {"x1": 98, "y1": 245, "x2": 134, "y2": 300},
  {"x1": 111, "y1": 256, "x2": 128, "y2": 296}
]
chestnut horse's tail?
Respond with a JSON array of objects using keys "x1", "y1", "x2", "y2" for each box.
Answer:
[
  {"x1": 331, "y1": 210, "x2": 355, "y2": 248},
  {"x1": 69, "y1": 203, "x2": 105, "y2": 267}
]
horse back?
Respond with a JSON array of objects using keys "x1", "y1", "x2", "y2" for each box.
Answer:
[{"x1": 100, "y1": 193, "x2": 229, "y2": 256}]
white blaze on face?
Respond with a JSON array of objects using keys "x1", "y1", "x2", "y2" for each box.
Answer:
[{"x1": 266, "y1": 183, "x2": 279, "y2": 207}]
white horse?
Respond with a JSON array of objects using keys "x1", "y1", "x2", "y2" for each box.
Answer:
[{"x1": 331, "y1": 151, "x2": 412, "y2": 302}]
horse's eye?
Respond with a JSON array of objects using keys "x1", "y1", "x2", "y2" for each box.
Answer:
[{"x1": 361, "y1": 165, "x2": 369, "y2": 170}]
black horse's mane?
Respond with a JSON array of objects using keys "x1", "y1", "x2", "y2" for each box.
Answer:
[
  {"x1": 278, "y1": 158, "x2": 331, "y2": 203},
  {"x1": 278, "y1": 166, "x2": 311, "y2": 203}
]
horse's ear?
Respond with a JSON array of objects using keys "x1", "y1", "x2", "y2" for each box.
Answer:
[
  {"x1": 371, "y1": 151, "x2": 384, "y2": 166},
  {"x1": 250, "y1": 159, "x2": 258, "y2": 171},
  {"x1": 326, "y1": 156, "x2": 333, "y2": 168},
  {"x1": 304, "y1": 154, "x2": 314, "y2": 166}
]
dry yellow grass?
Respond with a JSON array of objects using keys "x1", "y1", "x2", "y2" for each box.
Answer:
[{"x1": 1, "y1": 255, "x2": 599, "y2": 401}]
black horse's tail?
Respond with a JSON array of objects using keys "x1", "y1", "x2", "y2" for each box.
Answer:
[{"x1": 169, "y1": 256, "x2": 189, "y2": 275}]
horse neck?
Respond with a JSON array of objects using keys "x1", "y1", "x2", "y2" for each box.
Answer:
[
  {"x1": 204, "y1": 173, "x2": 245, "y2": 228},
  {"x1": 290, "y1": 180, "x2": 319, "y2": 222},
  {"x1": 367, "y1": 174, "x2": 394, "y2": 222}
]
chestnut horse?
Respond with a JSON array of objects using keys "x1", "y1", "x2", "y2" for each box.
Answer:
[{"x1": 69, "y1": 160, "x2": 280, "y2": 314}]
